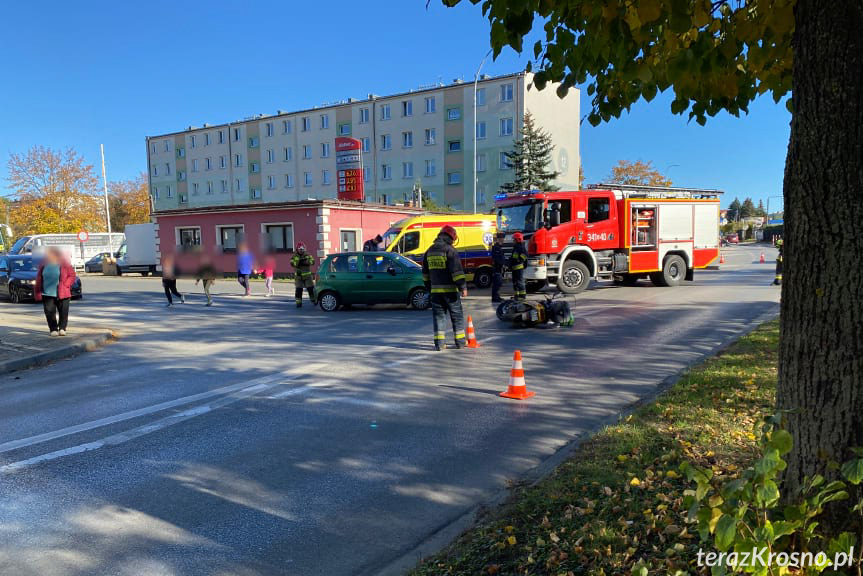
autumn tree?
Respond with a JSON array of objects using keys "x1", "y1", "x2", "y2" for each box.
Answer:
[
  {"x1": 501, "y1": 111, "x2": 559, "y2": 193},
  {"x1": 442, "y1": 0, "x2": 863, "y2": 537},
  {"x1": 607, "y1": 160, "x2": 672, "y2": 187},
  {"x1": 109, "y1": 173, "x2": 151, "y2": 231},
  {"x1": 6, "y1": 146, "x2": 105, "y2": 236}
]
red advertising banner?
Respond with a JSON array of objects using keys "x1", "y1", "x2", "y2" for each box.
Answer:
[{"x1": 335, "y1": 137, "x2": 364, "y2": 201}]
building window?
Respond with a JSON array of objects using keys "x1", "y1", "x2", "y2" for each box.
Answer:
[
  {"x1": 151, "y1": 143, "x2": 157, "y2": 154},
  {"x1": 190, "y1": 135, "x2": 196, "y2": 148},
  {"x1": 304, "y1": 172, "x2": 313, "y2": 186},
  {"x1": 251, "y1": 187, "x2": 262, "y2": 199},
  {"x1": 207, "y1": 181, "x2": 214, "y2": 195},
  {"x1": 205, "y1": 132, "x2": 211, "y2": 146},
  {"x1": 264, "y1": 224, "x2": 293, "y2": 253},
  {"x1": 248, "y1": 137, "x2": 259, "y2": 148},
  {"x1": 265, "y1": 122, "x2": 274, "y2": 137},
  {"x1": 192, "y1": 182, "x2": 200, "y2": 195},
  {"x1": 320, "y1": 114, "x2": 329, "y2": 129},
  {"x1": 285, "y1": 174, "x2": 294, "y2": 188},
  {"x1": 177, "y1": 170, "x2": 185, "y2": 181},
  {"x1": 176, "y1": 147, "x2": 185, "y2": 158},
  {"x1": 191, "y1": 159, "x2": 199, "y2": 172},
  {"x1": 178, "y1": 227, "x2": 200, "y2": 247},
  {"x1": 447, "y1": 107, "x2": 461, "y2": 120},
  {"x1": 402, "y1": 100, "x2": 413, "y2": 117},
  {"x1": 284, "y1": 147, "x2": 293, "y2": 161},
  {"x1": 359, "y1": 108, "x2": 369, "y2": 124},
  {"x1": 380, "y1": 104, "x2": 391, "y2": 120},
  {"x1": 179, "y1": 194, "x2": 188, "y2": 204},
  {"x1": 476, "y1": 87, "x2": 486, "y2": 106},
  {"x1": 402, "y1": 162, "x2": 413, "y2": 179},
  {"x1": 152, "y1": 186, "x2": 159, "y2": 200},
  {"x1": 425, "y1": 96, "x2": 436, "y2": 113},
  {"x1": 477, "y1": 153, "x2": 487, "y2": 172},
  {"x1": 338, "y1": 123, "x2": 351, "y2": 136},
  {"x1": 205, "y1": 157, "x2": 212, "y2": 170},
  {"x1": 500, "y1": 151, "x2": 513, "y2": 170},
  {"x1": 219, "y1": 155, "x2": 226, "y2": 169},
  {"x1": 233, "y1": 128, "x2": 241, "y2": 141},
  {"x1": 321, "y1": 142, "x2": 330, "y2": 158},
  {"x1": 303, "y1": 145, "x2": 312, "y2": 159},
  {"x1": 447, "y1": 172, "x2": 462, "y2": 185},
  {"x1": 218, "y1": 130, "x2": 225, "y2": 144},
  {"x1": 302, "y1": 117, "x2": 311, "y2": 131},
  {"x1": 153, "y1": 165, "x2": 159, "y2": 177},
  {"x1": 235, "y1": 178, "x2": 242, "y2": 192},
  {"x1": 402, "y1": 131, "x2": 413, "y2": 148},
  {"x1": 448, "y1": 140, "x2": 462, "y2": 152},
  {"x1": 361, "y1": 137, "x2": 370, "y2": 152},
  {"x1": 380, "y1": 134, "x2": 391, "y2": 150},
  {"x1": 219, "y1": 226, "x2": 244, "y2": 252},
  {"x1": 234, "y1": 154, "x2": 243, "y2": 167},
  {"x1": 363, "y1": 167, "x2": 370, "y2": 182},
  {"x1": 500, "y1": 117, "x2": 514, "y2": 136},
  {"x1": 250, "y1": 162, "x2": 260, "y2": 174},
  {"x1": 164, "y1": 140, "x2": 170, "y2": 152},
  {"x1": 476, "y1": 121, "x2": 487, "y2": 139},
  {"x1": 266, "y1": 149, "x2": 275, "y2": 163},
  {"x1": 283, "y1": 119, "x2": 292, "y2": 134},
  {"x1": 425, "y1": 159, "x2": 436, "y2": 177},
  {"x1": 322, "y1": 170, "x2": 331, "y2": 185},
  {"x1": 424, "y1": 128, "x2": 436, "y2": 145},
  {"x1": 501, "y1": 83, "x2": 514, "y2": 102},
  {"x1": 381, "y1": 164, "x2": 392, "y2": 180},
  {"x1": 220, "y1": 180, "x2": 227, "y2": 193},
  {"x1": 267, "y1": 175, "x2": 276, "y2": 189},
  {"x1": 166, "y1": 185, "x2": 173, "y2": 198}
]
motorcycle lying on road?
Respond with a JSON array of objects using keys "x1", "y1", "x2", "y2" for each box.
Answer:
[{"x1": 495, "y1": 290, "x2": 575, "y2": 328}]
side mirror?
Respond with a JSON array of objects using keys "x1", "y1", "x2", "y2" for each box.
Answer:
[{"x1": 387, "y1": 266, "x2": 397, "y2": 275}]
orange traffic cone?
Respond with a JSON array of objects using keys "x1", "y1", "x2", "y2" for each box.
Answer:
[
  {"x1": 719, "y1": 252, "x2": 725, "y2": 264},
  {"x1": 500, "y1": 350, "x2": 534, "y2": 400},
  {"x1": 466, "y1": 315, "x2": 481, "y2": 348},
  {"x1": 759, "y1": 252, "x2": 766, "y2": 263}
]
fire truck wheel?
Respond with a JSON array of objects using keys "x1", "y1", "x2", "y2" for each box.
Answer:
[
  {"x1": 558, "y1": 260, "x2": 591, "y2": 294},
  {"x1": 656, "y1": 254, "x2": 686, "y2": 287}
]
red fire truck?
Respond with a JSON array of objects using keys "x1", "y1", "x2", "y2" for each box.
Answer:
[{"x1": 494, "y1": 184, "x2": 722, "y2": 293}]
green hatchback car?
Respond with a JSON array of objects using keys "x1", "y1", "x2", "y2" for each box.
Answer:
[{"x1": 316, "y1": 252, "x2": 431, "y2": 311}]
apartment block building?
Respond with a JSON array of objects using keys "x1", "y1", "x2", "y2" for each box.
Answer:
[{"x1": 146, "y1": 72, "x2": 580, "y2": 214}]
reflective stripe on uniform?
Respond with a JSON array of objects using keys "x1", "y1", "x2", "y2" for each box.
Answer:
[
  {"x1": 455, "y1": 332, "x2": 465, "y2": 339},
  {"x1": 511, "y1": 264, "x2": 524, "y2": 271},
  {"x1": 434, "y1": 332, "x2": 446, "y2": 340},
  {"x1": 452, "y1": 273, "x2": 466, "y2": 282},
  {"x1": 431, "y1": 285, "x2": 458, "y2": 293}
]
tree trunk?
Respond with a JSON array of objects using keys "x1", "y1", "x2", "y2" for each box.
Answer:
[{"x1": 778, "y1": 0, "x2": 863, "y2": 536}]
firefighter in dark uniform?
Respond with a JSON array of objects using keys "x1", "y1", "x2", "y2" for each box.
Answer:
[
  {"x1": 773, "y1": 237, "x2": 783, "y2": 286},
  {"x1": 510, "y1": 232, "x2": 528, "y2": 301},
  {"x1": 291, "y1": 242, "x2": 316, "y2": 307},
  {"x1": 491, "y1": 232, "x2": 506, "y2": 303},
  {"x1": 422, "y1": 225, "x2": 467, "y2": 350}
]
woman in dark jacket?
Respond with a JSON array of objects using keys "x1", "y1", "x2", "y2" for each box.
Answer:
[{"x1": 34, "y1": 248, "x2": 77, "y2": 336}]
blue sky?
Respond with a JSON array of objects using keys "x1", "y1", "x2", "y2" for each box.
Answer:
[{"x1": 0, "y1": 0, "x2": 789, "y2": 211}]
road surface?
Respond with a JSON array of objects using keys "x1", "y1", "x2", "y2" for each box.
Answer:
[{"x1": 0, "y1": 245, "x2": 779, "y2": 576}]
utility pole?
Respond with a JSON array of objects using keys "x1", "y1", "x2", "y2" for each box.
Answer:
[
  {"x1": 100, "y1": 144, "x2": 113, "y2": 238},
  {"x1": 473, "y1": 48, "x2": 493, "y2": 214}
]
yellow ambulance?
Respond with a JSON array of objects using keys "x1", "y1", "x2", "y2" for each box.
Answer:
[{"x1": 381, "y1": 214, "x2": 497, "y2": 288}]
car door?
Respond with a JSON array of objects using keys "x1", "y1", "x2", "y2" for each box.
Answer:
[
  {"x1": 323, "y1": 254, "x2": 364, "y2": 304},
  {"x1": 583, "y1": 194, "x2": 619, "y2": 250},
  {"x1": 0, "y1": 257, "x2": 9, "y2": 297},
  {"x1": 362, "y1": 254, "x2": 401, "y2": 303}
]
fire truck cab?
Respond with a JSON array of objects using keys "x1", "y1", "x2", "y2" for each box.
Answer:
[{"x1": 494, "y1": 184, "x2": 722, "y2": 294}]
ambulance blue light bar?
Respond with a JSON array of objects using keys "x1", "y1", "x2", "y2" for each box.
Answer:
[{"x1": 495, "y1": 189, "x2": 542, "y2": 200}]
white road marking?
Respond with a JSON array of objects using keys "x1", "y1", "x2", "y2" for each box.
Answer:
[{"x1": 0, "y1": 362, "x2": 328, "y2": 456}]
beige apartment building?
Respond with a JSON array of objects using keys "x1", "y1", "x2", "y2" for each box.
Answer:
[{"x1": 146, "y1": 72, "x2": 580, "y2": 213}]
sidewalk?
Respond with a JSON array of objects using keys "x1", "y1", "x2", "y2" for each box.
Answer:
[{"x1": 0, "y1": 316, "x2": 115, "y2": 374}]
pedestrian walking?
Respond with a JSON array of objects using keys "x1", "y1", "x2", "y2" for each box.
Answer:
[
  {"x1": 34, "y1": 247, "x2": 76, "y2": 336},
  {"x1": 291, "y1": 242, "x2": 315, "y2": 308},
  {"x1": 363, "y1": 234, "x2": 383, "y2": 252},
  {"x1": 421, "y1": 225, "x2": 467, "y2": 351},
  {"x1": 236, "y1": 241, "x2": 254, "y2": 296},
  {"x1": 161, "y1": 254, "x2": 185, "y2": 307},
  {"x1": 195, "y1": 255, "x2": 218, "y2": 306},
  {"x1": 491, "y1": 232, "x2": 506, "y2": 303},
  {"x1": 510, "y1": 232, "x2": 528, "y2": 301},
  {"x1": 258, "y1": 255, "x2": 276, "y2": 296}
]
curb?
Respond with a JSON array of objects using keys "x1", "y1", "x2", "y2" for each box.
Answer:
[
  {"x1": 0, "y1": 330, "x2": 116, "y2": 374},
  {"x1": 369, "y1": 308, "x2": 780, "y2": 576}
]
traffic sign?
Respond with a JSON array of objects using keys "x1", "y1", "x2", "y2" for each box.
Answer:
[{"x1": 77, "y1": 230, "x2": 89, "y2": 243}]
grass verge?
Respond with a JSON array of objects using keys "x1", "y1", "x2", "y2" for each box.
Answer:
[{"x1": 411, "y1": 319, "x2": 779, "y2": 576}]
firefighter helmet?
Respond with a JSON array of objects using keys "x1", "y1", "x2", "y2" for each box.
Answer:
[
  {"x1": 513, "y1": 232, "x2": 524, "y2": 243},
  {"x1": 296, "y1": 242, "x2": 306, "y2": 252},
  {"x1": 439, "y1": 225, "x2": 458, "y2": 242}
]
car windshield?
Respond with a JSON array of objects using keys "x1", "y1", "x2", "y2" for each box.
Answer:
[
  {"x1": 10, "y1": 258, "x2": 37, "y2": 272},
  {"x1": 381, "y1": 227, "x2": 401, "y2": 250},
  {"x1": 391, "y1": 253, "x2": 421, "y2": 270},
  {"x1": 497, "y1": 201, "x2": 543, "y2": 233},
  {"x1": 9, "y1": 236, "x2": 31, "y2": 254}
]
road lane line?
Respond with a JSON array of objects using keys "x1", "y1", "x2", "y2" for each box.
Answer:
[{"x1": 0, "y1": 362, "x2": 328, "y2": 456}]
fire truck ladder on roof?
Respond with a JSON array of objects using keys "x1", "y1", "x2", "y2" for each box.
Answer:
[{"x1": 587, "y1": 183, "x2": 724, "y2": 199}]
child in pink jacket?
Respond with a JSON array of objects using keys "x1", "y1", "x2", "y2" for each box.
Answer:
[{"x1": 259, "y1": 256, "x2": 275, "y2": 296}]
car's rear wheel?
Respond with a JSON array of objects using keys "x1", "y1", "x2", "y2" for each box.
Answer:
[
  {"x1": 10, "y1": 286, "x2": 21, "y2": 303},
  {"x1": 318, "y1": 291, "x2": 341, "y2": 312},
  {"x1": 409, "y1": 287, "x2": 430, "y2": 310},
  {"x1": 472, "y1": 267, "x2": 493, "y2": 289}
]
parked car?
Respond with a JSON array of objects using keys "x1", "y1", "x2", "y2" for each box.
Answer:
[
  {"x1": 315, "y1": 252, "x2": 430, "y2": 311},
  {"x1": 0, "y1": 255, "x2": 82, "y2": 303},
  {"x1": 84, "y1": 252, "x2": 111, "y2": 273},
  {"x1": 724, "y1": 233, "x2": 740, "y2": 244}
]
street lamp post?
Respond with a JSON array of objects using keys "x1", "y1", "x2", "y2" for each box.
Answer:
[{"x1": 473, "y1": 48, "x2": 493, "y2": 214}]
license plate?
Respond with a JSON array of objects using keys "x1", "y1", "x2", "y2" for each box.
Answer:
[{"x1": 530, "y1": 310, "x2": 539, "y2": 321}]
